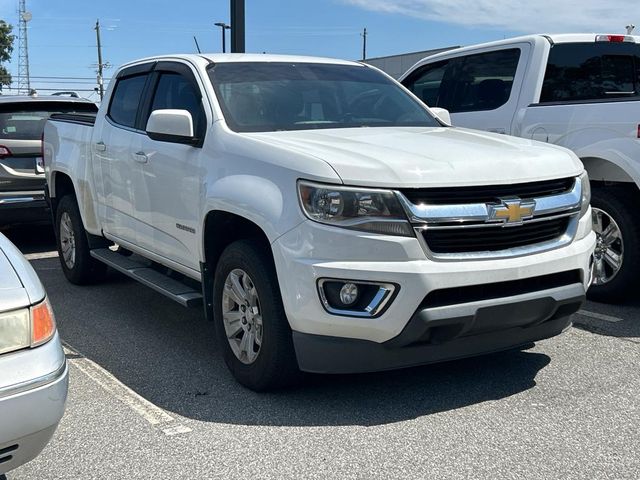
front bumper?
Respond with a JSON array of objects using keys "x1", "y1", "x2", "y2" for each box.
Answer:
[
  {"x1": 0, "y1": 190, "x2": 50, "y2": 225},
  {"x1": 272, "y1": 213, "x2": 595, "y2": 373},
  {"x1": 0, "y1": 332, "x2": 68, "y2": 474}
]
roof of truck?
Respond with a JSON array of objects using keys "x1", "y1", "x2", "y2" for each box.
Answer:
[
  {"x1": 119, "y1": 53, "x2": 365, "y2": 70},
  {"x1": 427, "y1": 33, "x2": 640, "y2": 56}
]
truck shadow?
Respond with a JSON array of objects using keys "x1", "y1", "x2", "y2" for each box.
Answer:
[{"x1": 34, "y1": 257, "x2": 550, "y2": 428}]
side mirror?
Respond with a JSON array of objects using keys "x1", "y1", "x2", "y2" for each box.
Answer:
[
  {"x1": 430, "y1": 107, "x2": 451, "y2": 126},
  {"x1": 146, "y1": 109, "x2": 197, "y2": 144}
]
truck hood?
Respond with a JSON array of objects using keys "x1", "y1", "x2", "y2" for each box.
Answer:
[{"x1": 247, "y1": 127, "x2": 583, "y2": 188}]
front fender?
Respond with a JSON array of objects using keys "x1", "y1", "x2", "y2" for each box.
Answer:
[{"x1": 200, "y1": 174, "x2": 305, "y2": 259}]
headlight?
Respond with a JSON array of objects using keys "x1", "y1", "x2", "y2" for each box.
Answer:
[
  {"x1": 579, "y1": 171, "x2": 591, "y2": 217},
  {"x1": 298, "y1": 181, "x2": 413, "y2": 236},
  {"x1": 0, "y1": 297, "x2": 56, "y2": 355},
  {"x1": 0, "y1": 308, "x2": 30, "y2": 355}
]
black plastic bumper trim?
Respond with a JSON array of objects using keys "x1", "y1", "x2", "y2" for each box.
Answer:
[{"x1": 292, "y1": 283, "x2": 585, "y2": 374}]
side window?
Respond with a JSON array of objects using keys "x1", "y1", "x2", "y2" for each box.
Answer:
[
  {"x1": 446, "y1": 48, "x2": 521, "y2": 113},
  {"x1": 149, "y1": 72, "x2": 205, "y2": 138},
  {"x1": 540, "y1": 43, "x2": 640, "y2": 103},
  {"x1": 108, "y1": 74, "x2": 148, "y2": 128},
  {"x1": 403, "y1": 60, "x2": 450, "y2": 107}
]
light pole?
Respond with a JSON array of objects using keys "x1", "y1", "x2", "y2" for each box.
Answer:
[{"x1": 214, "y1": 22, "x2": 231, "y2": 53}]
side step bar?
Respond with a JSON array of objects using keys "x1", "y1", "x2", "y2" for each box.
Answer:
[{"x1": 90, "y1": 248, "x2": 203, "y2": 308}]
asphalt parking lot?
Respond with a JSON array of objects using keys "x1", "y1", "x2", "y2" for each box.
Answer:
[{"x1": 4, "y1": 225, "x2": 640, "y2": 480}]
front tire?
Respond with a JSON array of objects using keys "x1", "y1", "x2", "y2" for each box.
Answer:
[
  {"x1": 587, "y1": 187, "x2": 640, "y2": 303},
  {"x1": 212, "y1": 239, "x2": 300, "y2": 391},
  {"x1": 55, "y1": 195, "x2": 107, "y2": 285}
]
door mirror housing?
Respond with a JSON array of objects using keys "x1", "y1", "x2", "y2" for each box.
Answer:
[
  {"x1": 146, "y1": 109, "x2": 197, "y2": 144},
  {"x1": 430, "y1": 107, "x2": 451, "y2": 126}
]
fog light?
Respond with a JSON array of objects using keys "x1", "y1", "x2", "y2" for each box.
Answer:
[
  {"x1": 318, "y1": 279, "x2": 398, "y2": 318},
  {"x1": 339, "y1": 283, "x2": 359, "y2": 305}
]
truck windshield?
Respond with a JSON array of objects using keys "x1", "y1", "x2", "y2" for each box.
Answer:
[{"x1": 207, "y1": 62, "x2": 440, "y2": 132}]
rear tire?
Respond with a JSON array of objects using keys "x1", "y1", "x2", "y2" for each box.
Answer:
[
  {"x1": 55, "y1": 195, "x2": 107, "y2": 285},
  {"x1": 212, "y1": 239, "x2": 300, "y2": 391},
  {"x1": 587, "y1": 187, "x2": 640, "y2": 303}
]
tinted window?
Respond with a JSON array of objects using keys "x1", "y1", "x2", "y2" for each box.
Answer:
[
  {"x1": 403, "y1": 60, "x2": 449, "y2": 106},
  {"x1": 208, "y1": 62, "x2": 440, "y2": 132},
  {"x1": 404, "y1": 49, "x2": 520, "y2": 113},
  {"x1": 108, "y1": 74, "x2": 147, "y2": 128},
  {"x1": 541, "y1": 43, "x2": 640, "y2": 103},
  {"x1": 447, "y1": 49, "x2": 520, "y2": 112},
  {"x1": 149, "y1": 72, "x2": 205, "y2": 137},
  {"x1": 0, "y1": 101, "x2": 97, "y2": 140}
]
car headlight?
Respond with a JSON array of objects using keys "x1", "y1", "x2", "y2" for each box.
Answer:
[
  {"x1": 579, "y1": 171, "x2": 591, "y2": 217},
  {"x1": 0, "y1": 297, "x2": 56, "y2": 355},
  {"x1": 298, "y1": 181, "x2": 413, "y2": 236}
]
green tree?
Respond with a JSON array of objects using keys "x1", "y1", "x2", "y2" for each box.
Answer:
[{"x1": 0, "y1": 20, "x2": 15, "y2": 91}]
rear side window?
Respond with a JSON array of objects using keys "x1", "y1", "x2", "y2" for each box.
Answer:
[
  {"x1": 403, "y1": 48, "x2": 520, "y2": 113},
  {"x1": 541, "y1": 42, "x2": 640, "y2": 103},
  {"x1": 0, "y1": 102, "x2": 97, "y2": 140},
  {"x1": 108, "y1": 74, "x2": 147, "y2": 128}
]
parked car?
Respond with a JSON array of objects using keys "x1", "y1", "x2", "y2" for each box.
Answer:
[
  {"x1": 44, "y1": 54, "x2": 594, "y2": 391},
  {"x1": 0, "y1": 232, "x2": 68, "y2": 476},
  {"x1": 400, "y1": 33, "x2": 640, "y2": 302},
  {"x1": 0, "y1": 96, "x2": 97, "y2": 227}
]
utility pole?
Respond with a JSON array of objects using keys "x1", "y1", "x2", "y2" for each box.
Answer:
[
  {"x1": 230, "y1": 0, "x2": 245, "y2": 53},
  {"x1": 94, "y1": 19, "x2": 105, "y2": 101},
  {"x1": 17, "y1": 0, "x2": 32, "y2": 95},
  {"x1": 361, "y1": 27, "x2": 367, "y2": 61},
  {"x1": 214, "y1": 22, "x2": 230, "y2": 53}
]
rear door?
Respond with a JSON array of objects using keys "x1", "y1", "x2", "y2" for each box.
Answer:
[
  {"x1": 0, "y1": 101, "x2": 97, "y2": 195},
  {"x1": 94, "y1": 64, "x2": 153, "y2": 244},
  {"x1": 402, "y1": 44, "x2": 530, "y2": 134}
]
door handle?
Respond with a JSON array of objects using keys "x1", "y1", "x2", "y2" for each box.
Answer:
[
  {"x1": 133, "y1": 151, "x2": 148, "y2": 164},
  {"x1": 95, "y1": 141, "x2": 107, "y2": 152}
]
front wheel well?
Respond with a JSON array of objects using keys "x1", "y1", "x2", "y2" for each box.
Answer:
[
  {"x1": 201, "y1": 211, "x2": 273, "y2": 322},
  {"x1": 203, "y1": 211, "x2": 272, "y2": 273}
]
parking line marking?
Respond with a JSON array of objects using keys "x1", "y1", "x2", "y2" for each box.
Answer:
[
  {"x1": 63, "y1": 344, "x2": 191, "y2": 435},
  {"x1": 24, "y1": 251, "x2": 59, "y2": 260},
  {"x1": 162, "y1": 425, "x2": 193, "y2": 436},
  {"x1": 577, "y1": 310, "x2": 623, "y2": 323}
]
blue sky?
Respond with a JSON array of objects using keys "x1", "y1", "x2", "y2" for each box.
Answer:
[{"x1": 0, "y1": 0, "x2": 637, "y2": 100}]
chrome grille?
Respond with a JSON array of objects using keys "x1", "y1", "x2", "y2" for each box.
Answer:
[{"x1": 397, "y1": 177, "x2": 582, "y2": 260}]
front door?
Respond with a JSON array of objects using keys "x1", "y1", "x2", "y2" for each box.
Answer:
[{"x1": 130, "y1": 62, "x2": 208, "y2": 271}]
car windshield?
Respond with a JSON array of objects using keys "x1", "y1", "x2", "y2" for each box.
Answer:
[
  {"x1": 208, "y1": 62, "x2": 441, "y2": 132},
  {"x1": 0, "y1": 102, "x2": 97, "y2": 140}
]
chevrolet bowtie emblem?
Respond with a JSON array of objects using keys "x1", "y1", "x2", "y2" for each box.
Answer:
[{"x1": 487, "y1": 198, "x2": 536, "y2": 226}]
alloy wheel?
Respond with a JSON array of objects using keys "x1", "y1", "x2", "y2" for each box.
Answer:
[
  {"x1": 221, "y1": 268, "x2": 263, "y2": 364},
  {"x1": 591, "y1": 207, "x2": 624, "y2": 285},
  {"x1": 59, "y1": 211, "x2": 76, "y2": 270}
]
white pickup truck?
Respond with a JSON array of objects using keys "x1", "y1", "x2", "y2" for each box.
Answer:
[
  {"x1": 401, "y1": 33, "x2": 640, "y2": 302},
  {"x1": 44, "y1": 54, "x2": 594, "y2": 390}
]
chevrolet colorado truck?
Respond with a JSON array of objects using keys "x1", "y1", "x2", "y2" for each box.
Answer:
[
  {"x1": 44, "y1": 54, "x2": 595, "y2": 390},
  {"x1": 401, "y1": 33, "x2": 640, "y2": 302}
]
